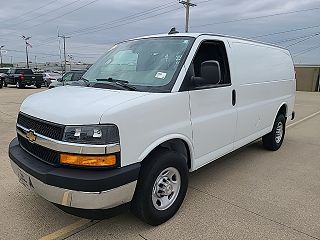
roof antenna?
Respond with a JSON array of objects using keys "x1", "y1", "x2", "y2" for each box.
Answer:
[{"x1": 168, "y1": 27, "x2": 179, "y2": 35}]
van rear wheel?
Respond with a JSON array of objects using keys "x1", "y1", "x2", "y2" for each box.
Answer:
[
  {"x1": 262, "y1": 114, "x2": 286, "y2": 151},
  {"x1": 131, "y1": 149, "x2": 188, "y2": 226}
]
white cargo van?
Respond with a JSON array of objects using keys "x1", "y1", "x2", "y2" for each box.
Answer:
[{"x1": 9, "y1": 33, "x2": 295, "y2": 225}]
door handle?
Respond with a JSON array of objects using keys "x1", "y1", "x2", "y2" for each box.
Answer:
[{"x1": 232, "y1": 89, "x2": 236, "y2": 106}]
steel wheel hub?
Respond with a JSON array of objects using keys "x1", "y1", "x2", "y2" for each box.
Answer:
[
  {"x1": 275, "y1": 121, "x2": 283, "y2": 144},
  {"x1": 152, "y1": 167, "x2": 181, "y2": 211}
]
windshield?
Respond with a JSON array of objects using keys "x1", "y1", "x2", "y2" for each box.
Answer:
[{"x1": 83, "y1": 37, "x2": 194, "y2": 92}]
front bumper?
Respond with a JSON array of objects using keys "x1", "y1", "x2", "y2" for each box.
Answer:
[{"x1": 9, "y1": 138, "x2": 140, "y2": 209}]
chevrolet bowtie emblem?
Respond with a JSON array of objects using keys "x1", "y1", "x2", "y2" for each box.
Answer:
[{"x1": 26, "y1": 130, "x2": 37, "y2": 143}]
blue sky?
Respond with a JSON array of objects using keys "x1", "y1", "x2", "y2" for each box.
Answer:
[{"x1": 0, "y1": 0, "x2": 319, "y2": 64}]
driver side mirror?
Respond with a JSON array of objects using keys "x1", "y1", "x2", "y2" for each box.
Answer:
[{"x1": 191, "y1": 60, "x2": 221, "y2": 89}]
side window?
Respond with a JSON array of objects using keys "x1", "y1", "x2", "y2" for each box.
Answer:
[
  {"x1": 191, "y1": 40, "x2": 231, "y2": 87},
  {"x1": 63, "y1": 73, "x2": 72, "y2": 81},
  {"x1": 72, "y1": 72, "x2": 84, "y2": 81}
]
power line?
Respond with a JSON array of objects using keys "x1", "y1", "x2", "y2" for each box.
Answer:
[
  {"x1": 32, "y1": 2, "x2": 179, "y2": 47},
  {"x1": 8, "y1": 0, "x2": 84, "y2": 28},
  {"x1": 27, "y1": 0, "x2": 100, "y2": 30},
  {"x1": 67, "y1": 2, "x2": 178, "y2": 35},
  {"x1": 285, "y1": 32, "x2": 320, "y2": 48},
  {"x1": 71, "y1": 6, "x2": 183, "y2": 36},
  {"x1": 293, "y1": 44, "x2": 320, "y2": 56},
  {"x1": 252, "y1": 24, "x2": 320, "y2": 38},
  {"x1": 190, "y1": 6, "x2": 320, "y2": 29},
  {"x1": 33, "y1": 5, "x2": 183, "y2": 49},
  {"x1": 0, "y1": 0, "x2": 59, "y2": 24},
  {"x1": 63, "y1": 0, "x2": 211, "y2": 36},
  {"x1": 274, "y1": 31, "x2": 320, "y2": 44}
]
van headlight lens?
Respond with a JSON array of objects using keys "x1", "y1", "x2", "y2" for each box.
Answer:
[{"x1": 62, "y1": 125, "x2": 119, "y2": 145}]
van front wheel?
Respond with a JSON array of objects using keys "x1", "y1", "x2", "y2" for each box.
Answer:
[
  {"x1": 262, "y1": 114, "x2": 286, "y2": 151},
  {"x1": 131, "y1": 149, "x2": 188, "y2": 226}
]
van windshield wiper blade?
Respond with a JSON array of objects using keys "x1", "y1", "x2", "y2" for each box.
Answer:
[
  {"x1": 96, "y1": 78, "x2": 137, "y2": 91},
  {"x1": 80, "y1": 77, "x2": 90, "y2": 86}
]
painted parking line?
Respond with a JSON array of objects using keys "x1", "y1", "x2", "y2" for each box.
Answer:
[
  {"x1": 287, "y1": 110, "x2": 320, "y2": 129},
  {"x1": 39, "y1": 219, "x2": 99, "y2": 240}
]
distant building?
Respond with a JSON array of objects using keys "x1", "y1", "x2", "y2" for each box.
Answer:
[{"x1": 295, "y1": 64, "x2": 320, "y2": 92}]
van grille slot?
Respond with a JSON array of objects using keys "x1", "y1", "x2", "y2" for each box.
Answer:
[
  {"x1": 17, "y1": 112, "x2": 64, "y2": 140},
  {"x1": 18, "y1": 135, "x2": 59, "y2": 165}
]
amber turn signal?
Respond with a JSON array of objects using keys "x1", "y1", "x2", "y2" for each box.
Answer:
[{"x1": 60, "y1": 153, "x2": 117, "y2": 167}]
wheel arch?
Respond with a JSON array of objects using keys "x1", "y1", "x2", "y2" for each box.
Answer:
[
  {"x1": 276, "y1": 103, "x2": 288, "y2": 118},
  {"x1": 272, "y1": 102, "x2": 288, "y2": 126},
  {"x1": 138, "y1": 134, "x2": 194, "y2": 170}
]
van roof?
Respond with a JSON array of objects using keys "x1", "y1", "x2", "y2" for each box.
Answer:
[{"x1": 129, "y1": 33, "x2": 287, "y2": 51}]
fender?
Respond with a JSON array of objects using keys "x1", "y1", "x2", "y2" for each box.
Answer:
[
  {"x1": 274, "y1": 102, "x2": 288, "y2": 122},
  {"x1": 138, "y1": 133, "x2": 194, "y2": 167}
]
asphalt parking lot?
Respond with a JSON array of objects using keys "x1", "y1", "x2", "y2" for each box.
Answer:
[{"x1": 1, "y1": 87, "x2": 320, "y2": 240}]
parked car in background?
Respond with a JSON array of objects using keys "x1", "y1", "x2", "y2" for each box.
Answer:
[
  {"x1": 4, "y1": 68, "x2": 43, "y2": 88},
  {"x1": 0, "y1": 67, "x2": 10, "y2": 88},
  {"x1": 49, "y1": 70, "x2": 86, "y2": 88},
  {"x1": 42, "y1": 72, "x2": 62, "y2": 87}
]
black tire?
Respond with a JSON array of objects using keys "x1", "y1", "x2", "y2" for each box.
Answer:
[
  {"x1": 3, "y1": 81, "x2": 7, "y2": 87},
  {"x1": 0, "y1": 80, "x2": 3, "y2": 89},
  {"x1": 262, "y1": 114, "x2": 286, "y2": 151},
  {"x1": 36, "y1": 84, "x2": 41, "y2": 88},
  {"x1": 131, "y1": 149, "x2": 188, "y2": 226},
  {"x1": 16, "y1": 81, "x2": 25, "y2": 89}
]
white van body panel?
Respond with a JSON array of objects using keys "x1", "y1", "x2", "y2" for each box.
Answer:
[
  {"x1": 227, "y1": 40, "x2": 295, "y2": 149},
  {"x1": 100, "y1": 92, "x2": 193, "y2": 168},
  {"x1": 184, "y1": 36, "x2": 237, "y2": 170},
  {"x1": 20, "y1": 86, "x2": 150, "y2": 125}
]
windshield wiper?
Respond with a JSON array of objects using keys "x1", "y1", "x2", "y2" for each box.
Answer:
[
  {"x1": 80, "y1": 77, "x2": 90, "y2": 86},
  {"x1": 96, "y1": 78, "x2": 137, "y2": 91}
]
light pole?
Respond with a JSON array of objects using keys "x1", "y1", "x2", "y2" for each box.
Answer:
[
  {"x1": 21, "y1": 35, "x2": 32, "y2": 68},
  {"x1": 0, "y1": 45, "x2": 4, "y2": 67},
  {"x1": 58, "y1": 34, "x2": 71, "y2": 73},
  {"x1": 68, "y1": 54, "x2": 73, "y2": 71}
]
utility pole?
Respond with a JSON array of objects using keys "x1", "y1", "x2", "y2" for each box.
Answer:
[
  {"x1": 21, "y1": 35, "x2": 32, "y2": 68},
  {"x1": 58, "y1": 34, "x2": 71, "y2": 73},
  {"x1": 0, "y1": 45, "x2": 4, "y2": 67},
  {"x1": 179, "y1": 0, "x2": 197, "y2": 33},
  {"x1": 34, "y1": 56, "x2": 37, "y2": 70}
]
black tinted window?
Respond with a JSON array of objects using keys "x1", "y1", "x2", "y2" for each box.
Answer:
[
  {"x1": 16, "y1": 69, "x2": 33, "y2": 74},
  {"x1": 72, "y1": 72, "x2": 85, "y2": 81}
]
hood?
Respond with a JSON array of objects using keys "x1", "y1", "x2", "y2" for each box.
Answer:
[{"x1": 20, "y1": 86, "x2": 150, "y2": 125}]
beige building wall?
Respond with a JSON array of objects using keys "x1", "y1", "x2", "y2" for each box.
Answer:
[{"x1": 295, "y1": 66, "x2": 320, "y2": 92}]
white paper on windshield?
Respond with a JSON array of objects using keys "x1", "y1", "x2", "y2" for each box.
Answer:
[{"x1": 155, "y1": 72, "x2": 167, "y2": 79}]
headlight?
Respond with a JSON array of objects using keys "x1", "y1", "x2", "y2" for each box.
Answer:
[{"x1": 62, "y1": 124, "x2": 119, "y2": 145}]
